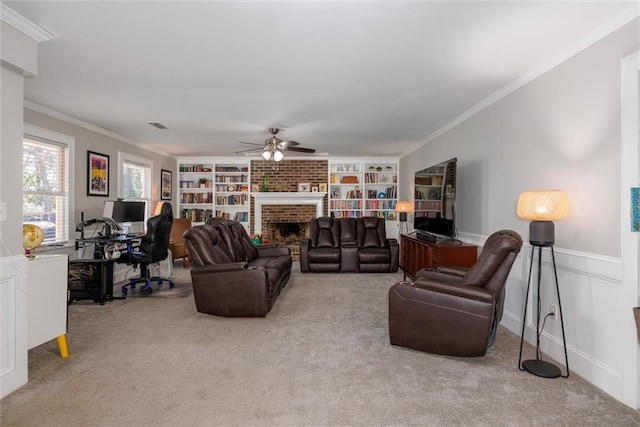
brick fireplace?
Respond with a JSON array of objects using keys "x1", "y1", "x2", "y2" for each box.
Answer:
[
  {"x1": 252, "y1": 192, "x2": 325, "y2": 259},
  {"x1": 249, "y1": 160, "x2": 329, "y2": 259}
]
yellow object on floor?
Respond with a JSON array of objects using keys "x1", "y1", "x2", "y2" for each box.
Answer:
[{"x1": 56, "y1": 335, "x2": 68, "y2": 358}]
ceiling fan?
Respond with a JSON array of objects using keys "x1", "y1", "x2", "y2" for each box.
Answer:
[{"x1": 236, "y1": 128, "x2": 316, "y2": 161}]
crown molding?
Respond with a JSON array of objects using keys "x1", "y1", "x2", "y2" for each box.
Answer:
[
  {"x1": 404, "y1": 4, "x2": 640, "y2": 155},
  {"x1": 24, "y1": 100, "x2": 138, "y2": 145},
  {"x1": 0, "y1": 4, "x2": 55, "y2": 43}
]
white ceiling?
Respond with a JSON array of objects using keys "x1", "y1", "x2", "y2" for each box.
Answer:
[{"x1": 6, "y1": 1, "x2": 636, "y2": 158}]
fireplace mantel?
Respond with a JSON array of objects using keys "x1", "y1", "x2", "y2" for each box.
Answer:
[{"x1": 252, "y1": 192, "x2": 326, "y2": 234}]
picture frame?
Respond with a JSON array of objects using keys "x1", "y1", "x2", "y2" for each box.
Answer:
[
  {"x1": 318, "y1": 183, "x2": 327, "y2": 193},
  {"x1": 161, "y1": 169, "x2": 172, "y2": 200},
  {"x1": 251, "y1": 184, "x2": 260, "y2": 193},
  {"x1": 298, "y1": 182, "x2": 311, "y2": 192},
  {"x1": 87, "y1": 150, "x2": 109, "y2": 196},
  {"x1": 311, "y1": 186, "x2": 319, "y2": 193}
]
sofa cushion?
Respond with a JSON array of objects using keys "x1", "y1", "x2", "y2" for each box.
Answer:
[
  {"x1": 183, "y1": 225, "x2": 234, "y2": 266},
  {"x1": 207, "y1": 217, "x2": 258, "y2": 262},
  {"x1": 359, "y1": 247, "x2": 391, "y2": 263},
  {"x1": 307, "y1": 247, "x2": 341, "y2": 263},
  {"x1": 310, "y1": 217, "x2": 340, "y2": 248},
  {"x1": 357, "y1": 217, "x2": 386, "y2": 248}
]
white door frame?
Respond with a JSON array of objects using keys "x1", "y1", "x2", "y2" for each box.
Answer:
[{"x1": 620, "y1": 50, "x2": 639, "y2": 409}]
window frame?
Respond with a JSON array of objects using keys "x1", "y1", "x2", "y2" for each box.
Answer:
[
  {"x1": 117, "y1": 151, "x2": 153, "y2": 221},
  {"x1": 23, "y1": 124, "x2": 75, "y2": 247}
]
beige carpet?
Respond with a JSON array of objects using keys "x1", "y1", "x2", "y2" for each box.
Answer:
[{"x1": 1, "y1": 263, "x2": 639, "y2": 426}]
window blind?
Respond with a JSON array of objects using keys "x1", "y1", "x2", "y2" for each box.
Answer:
[{"x1": 23, "y1": 137, "x2": 70, "y2": 245}]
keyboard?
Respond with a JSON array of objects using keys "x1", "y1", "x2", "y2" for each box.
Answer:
[{"x1": 126, "y1": 232, "x2": 145, "y2": 238}]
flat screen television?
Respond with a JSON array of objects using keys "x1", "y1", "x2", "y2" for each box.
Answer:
[{"x1": 413, "y1": 158, "x2": 457, "y2": 239}]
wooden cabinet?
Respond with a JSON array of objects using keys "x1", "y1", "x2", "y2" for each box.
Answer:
[
  {"x1": 28, "y1": 255, "x2": 68, "y2": 350},
  {"x1": 400, "y1": 233, "x2": 477, "y2": 280}
]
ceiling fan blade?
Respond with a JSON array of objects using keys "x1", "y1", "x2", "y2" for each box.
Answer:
[
  {"x1": 238, "y1": 141, "x2": 265, "y2": 147},
  {"x1": 278, "y1": 140, "x2": 300, "y2": 149},
  {"x1": 287, "y1": 146, "x2": 316, "y2": 153},
  {"x1": 235, "y1": 147, "x2": 263, "y2": 153}
]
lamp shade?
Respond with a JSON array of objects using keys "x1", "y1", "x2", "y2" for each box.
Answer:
[
  {"x1": 273, "y1": 150, "x2": 284, "y2": 162},
  {"x1": 262, "y1": 150, "x2": 272, "y2": 160},
  {"x1": 395, "y1": 201, "x2": 413, "y2": 213},
  {"x1": 154, "y1": 201, "x2": 165, "y2": 216},
  {"x1": 516, "y1": 190, "x2": 568, "y2": 221}
]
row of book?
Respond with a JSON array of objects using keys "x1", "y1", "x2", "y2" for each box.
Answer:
[
  {"x1": 216, "y1": 194, "x2": 248, "y2": 206},
  {"x1": 180, "y1": 193, "x2": 213, "y2": 204},
  {"x1": 180, "y1": 164, "x2": 212, "y2": 172},
  {"x1": 215, "y1": 211, "x2": 249, "y2": 222},
  {"x1": 215, "y1": 175, "x2": 248, "y2": 183},
  {"x1": 415, "y1": 200, "x2": 442, "y2": 211},
  {"x1": 215, "y1": 166, "x2": 249, "y2": 173},
  {"x1": 365, "y1": 200, "x2": 396, "y2": 210},
  {"x1": 330, "y1": 200, "x2": 363, "y2": 210},
  {"x1": 180, "y1": 208, "x2": 213, "y2": 223}
]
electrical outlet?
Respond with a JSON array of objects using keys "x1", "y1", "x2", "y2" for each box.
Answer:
[{"x1": 549, "y1": 304, "x2": 558, "y2": 318}]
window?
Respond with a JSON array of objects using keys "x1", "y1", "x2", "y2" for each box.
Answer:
[
  {"x1": 23, "y1": 126, "x2": 74, "y2": 245},
  {"x1": 118, "y1": 152, "x2": 152, "y2": 223}
]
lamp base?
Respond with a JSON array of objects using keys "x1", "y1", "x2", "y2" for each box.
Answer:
[
  {"x1": 522, "y1": 359, "x2": 562, "y2": 378},
  {"x1": 529, "y1": 221, "x2": 554, "y2": 247}
]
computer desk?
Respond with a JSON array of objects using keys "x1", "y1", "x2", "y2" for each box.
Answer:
[{"x1": 69, "y1": 235, "x2": 141, "y2": 304}]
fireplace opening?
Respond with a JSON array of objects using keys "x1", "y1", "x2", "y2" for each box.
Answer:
[{"x1": 267, "y1": 221, "x2": 309, "y2": 260}]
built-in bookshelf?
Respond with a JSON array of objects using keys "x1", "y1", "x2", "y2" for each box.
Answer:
[
  {"x1": 178, "y1": 159, "x2": 250, "y2": 230},
  {"x1": 328, "y1": 160, "x2": 398, "y2": 223},
  {"x1": 414, "y1": 163, "x2": 446, "y2": 219},
  {"x1": 178, "y1": 163, "x2": 214, "y2": 225}
]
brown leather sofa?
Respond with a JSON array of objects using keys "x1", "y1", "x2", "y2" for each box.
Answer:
[
  {"x1": 183, "y1": 217, "x2": 292, "y2": 317},
  {"x1": 299, "y1": 216, "x2": 399, "y2": 273},
  {"x1": 388, "y1": 230, "x2": 522, "y2": 357}
]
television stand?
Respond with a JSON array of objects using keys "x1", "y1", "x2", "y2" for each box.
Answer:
[
  {"x1": 415, "y1": 230, "x2": 438, "y2": 243},
  {"x1": 400, "y1": 233, "x2": 478, "y2": 280}
]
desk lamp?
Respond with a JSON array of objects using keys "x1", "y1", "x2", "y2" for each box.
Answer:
[
  {"x1": 516, "y1": 189, "x2": 570, "y2": 378},
  {"x1": 395, "y1": 201, "x2": 413, "y2": 235}
]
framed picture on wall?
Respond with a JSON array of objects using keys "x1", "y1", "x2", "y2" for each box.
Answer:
[
  {"x1": 87, "y1": 150, "x2": 109, "y2": 196},
  {"x1": 161, "y1": 169, "x2": 172, "y2": 200}
]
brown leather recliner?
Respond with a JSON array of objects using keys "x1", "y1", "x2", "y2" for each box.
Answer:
[{"x1": 388, "y1": 230, "x2": 523, "y2": 357}]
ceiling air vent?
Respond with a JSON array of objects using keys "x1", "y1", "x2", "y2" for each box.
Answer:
[{"x1": 148, "y1": 122, "x2": 168, "y2": 130}]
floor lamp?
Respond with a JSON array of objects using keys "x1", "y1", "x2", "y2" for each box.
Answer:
[
  {"x1": 517, "y1": 189, "x2": 570, "y2": 379},
  {"x1": 395, "y1": 201, "x2": 413, "y2": 235}
]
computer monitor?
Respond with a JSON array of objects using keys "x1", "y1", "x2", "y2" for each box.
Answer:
[{"x1": 103, "y1": 201, "x2": 146, "y2": 232}]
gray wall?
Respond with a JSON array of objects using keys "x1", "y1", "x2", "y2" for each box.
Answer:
[
  {"x1": 400, "y1": 19, "x2": 639, "y2": 258},
  {"x1": 23, "y1": 109, "x2": 177, "y2": 232},
  {"x1": 399, "y1": 18, "x2": 640, "y2": 405}
]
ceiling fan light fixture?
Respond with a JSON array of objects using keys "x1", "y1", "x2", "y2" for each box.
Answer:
[
  {"x1": 262, "y1": 150, "x2": 272, "y2": 160},
  {"x1": 274, "y1": 149, "x2": 284, "y2": 162}
]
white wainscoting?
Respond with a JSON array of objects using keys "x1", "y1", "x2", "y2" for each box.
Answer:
[
  {"x1": 458, "y1": 231, "x2": 630, "y2": 404},
  {"x1": 0, "y1": 256, "x2": 29, "y2": 399}
]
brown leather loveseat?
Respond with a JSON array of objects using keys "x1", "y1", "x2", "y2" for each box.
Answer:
[
  {"x1": 183, "y1": 217, "x2": 292, "y2": 317},
  {"x1": 299, "y1": 216, "x2": 399, "y2": 273}
]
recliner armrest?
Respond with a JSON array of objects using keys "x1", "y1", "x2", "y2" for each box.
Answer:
[
  {"x1": 434, "y1": 265, "x2": 469, "y2": 277},
  {"x1": 191, "y1": 262, "x2": 248, "y2": 274},
  {"x1": 410, "y1": 279, "x2": 495, "y2": 303}
]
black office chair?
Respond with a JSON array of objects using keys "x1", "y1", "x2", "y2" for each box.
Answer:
[{"x1": 118, "y1": 202, "x2": 174, "y2": 295}]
